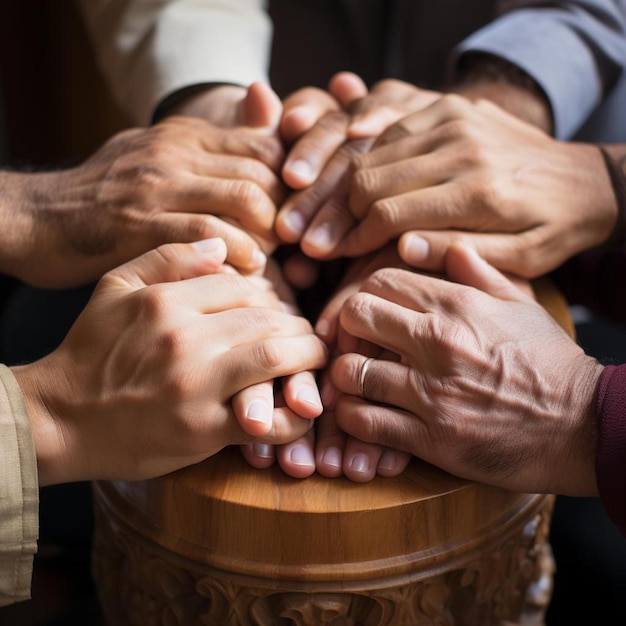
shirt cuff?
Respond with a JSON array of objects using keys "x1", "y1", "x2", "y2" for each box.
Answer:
[
  {"x1": 595, "y1": 364, "x2": 626, "y2": 537},
  {"x1": 451, "y1": 10, "x2": 603, "y2": 139},
  {"x1": 0, "y1": 365, "x2": 39, "y2": 607}
]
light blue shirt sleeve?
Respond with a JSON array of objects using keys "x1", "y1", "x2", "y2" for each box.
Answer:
[{"x1": 451, "y1": 1, "x2": 626, "y2": 139}]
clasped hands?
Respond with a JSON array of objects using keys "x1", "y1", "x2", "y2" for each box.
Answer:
[{"x1": 11, "y1": 72, "x2": 609, "y2": 493}]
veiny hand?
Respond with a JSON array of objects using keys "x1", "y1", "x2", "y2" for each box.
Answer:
[
  {"x1": 330, "y1": 242, "x2": 604, "y2": 495},
  {"x1": 12, "y1": 239, "x2": 328, "y2": 486},
  {"x1": 0, "y1": 84, "x2": 287, "y2": 288},
  {"x1": 346, "y1": 95, "x2": 617, "y2": 276}
]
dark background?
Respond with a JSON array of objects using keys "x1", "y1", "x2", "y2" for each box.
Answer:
[{"x1": 0, "y1": 2, "x2": 624, "y2": 624}]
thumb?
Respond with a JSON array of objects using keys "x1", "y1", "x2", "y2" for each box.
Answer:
[
  {"x1": 106, "y1": 238, "x2": 228, "y2": 290},
  {"x1": 445, "y1": 241, "x2": 531, "y2": 302},
  {"x1": 328, "y1": 71, "x2": 368, "y2": 108},
  {"x1": 239, "y1": 82, "x2": 282, "y2": 130}
]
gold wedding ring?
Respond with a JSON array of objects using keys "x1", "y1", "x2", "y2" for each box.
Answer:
[{"x1": 358, "y1": 357, "x2": 375, "y2": 398}]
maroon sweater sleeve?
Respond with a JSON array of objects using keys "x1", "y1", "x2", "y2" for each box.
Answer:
[{"x1": 595, "y1": 364, "x2": 626, "y2": 536}]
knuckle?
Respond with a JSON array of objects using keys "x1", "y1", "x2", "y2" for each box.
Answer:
[
  {"x1": 440, "y1": 93, "x2": 470, "y2": 116},
  {"x1": 136, "y1": 284, "x2": 175, "y2": 321},
  {"x1": 369, "y1": 198, "x2": 399, "y2": 227},
  {"x1": 231, "y1": 180, "x2": 265, "y2": 210},
  {"x1": 254, "y1": 338, "x2": 285, "y2": 372},
  {"x1": 316, "y1": 110, "x2": 349, "y2": 134},
  {"x1": 342, "y1": 292, "x2": 376, "y2": 325}
]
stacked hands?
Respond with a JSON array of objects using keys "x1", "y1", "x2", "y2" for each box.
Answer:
[{"x1": 9, "y1": 73, "x2": 612, "y2": 494}]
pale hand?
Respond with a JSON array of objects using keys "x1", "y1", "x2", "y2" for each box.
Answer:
[{"x1": 12, "y1": 240, "x2": 327, "y2": 486}]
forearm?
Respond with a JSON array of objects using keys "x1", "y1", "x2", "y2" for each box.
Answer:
[
  {"x1": 451, "y1": 1, "x2": 626, "y2": 139},
  {"x1": 0, "y1": 171, "x2": 36, "y2": 277},
  {"x1": 451, "y1": 53, "x2": 553, "y2": 134}
]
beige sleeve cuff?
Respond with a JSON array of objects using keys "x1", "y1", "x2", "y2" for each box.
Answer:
[
  {"x1": 76, "y1": 0, "x2": 272, "y2": 125},
  {"x1": 0, "y1": 365, "x2": 39, "y2": 607}
]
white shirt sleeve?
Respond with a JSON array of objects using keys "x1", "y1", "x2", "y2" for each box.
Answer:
[{"x1": 76, "y1": 0, "x2": 273, "y2": 125}]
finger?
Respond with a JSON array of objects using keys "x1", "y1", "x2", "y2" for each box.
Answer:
[
  {"x1": 239, "y1": 82, "x2": 282, "y2": 130},
  {"x1": 281, "y1": 252, "x2": 320, "y2": 289},
  {"x1": 398, "y1": 229, "x2": 549, "y2": 280},
  {"x1": 375, "y1": 94, "x2": 473, "y2": 147},
  {"x1": 445, "y1": 242, "x2": 534, "y2": 302},
  {"x1": 376, "y1": 448, "x2": 412, "y2": 478},
  {"x1": 166, "y1": 175, "x2": 278, "y2": 233},
  {"x1": 282, "y1": 111, "x2": 350, "y2": 189},
  {"x1": 348, "y1": 80, "x2": 440, "y2": 138},
  {"x1": 232, "y1": 380, "x2": 275, "y2": 436},
  {"x1": 240, "y1": 442, "x2": 276, "y2": 469},
  {"x1": 103, "y1": 239, "x2": 227, "y2": 289},
  {"x1": 276, "y1": 137, "x2": 373, "y2": 243},
  {"x1": 281, "y1": 370, "x2": 324, "y2": 420},
  {"x1": 299, "y1": 175, "x2": 355, "y2": 259},
  {"x1": 314, "y1": 272, "x2": 363, "y2": 347},
  {"x1": 314, "y1": 410, "x2": 347, "y2": 478},
  {"x1": 275, "y1": 428, "x2": 316, "y2": 478},
  {"x1": 330, "y1": 354, "x2": 419, "y2": 414},
  {"x1": 335, "y1": 395, "x2": 424, "y2": 457},
  {"x1": 343, "y1": 435, "x2": 401, "y2": 483},
  {"x1": 328, "y1": 71, "x2": 369, "y2": 108},
  {"x1": 161, "y1": 274, "x2": 285, "y2": 314},
  {"x1": 343, "y1": 435, "x2": 383, "y2": 483},
  {"x1": 280, "y1": 87, "x2": 339, "y2": 142},
  {"x1": 221, "y1": 337, "x2": 328, "y2": 407},
  {"x1": 352, "y1": 131, "x2": 444, "y2": 171},
  {"x1": 150, "y1": 212, "x2": 268, "y2": 272},
  {"x1": 191, "y1": 152, "x2": 286, "y2": 205}
]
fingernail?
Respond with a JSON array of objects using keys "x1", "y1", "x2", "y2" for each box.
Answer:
[
  {"x1": 320, "y1": 446, "x2": 342, "y2": 469},
  {"x1": 282, "y1": 210, "x2": 307, "y2": 238},
  {"x1": 378, "y1": 450, "x2": 398, "y2": 472},
  {"x1": 246, "y1": 401, "x2": 272, "y2": 428},
  {"x1": 289, "y1": 445, "x2": 315, "y2": 467},
  {"x1": 251, "y1": 249, "x2": 267, "y2": 269},
  {"x1": 306, "y1": 222, "x2": 337, "y2": 251},
  {"x1": 296, "y1": 385, "x2": 322, "y2": 409},
  {"x1": 350, "y1": 453, "x2": 371, "y2": 474},
  {"x1": 252, "y1": 443, "x2": 274, "y2": 458},
  {"x1": 191, "y1": 237, "x2": 225, "y2": 255},
  {"x1": 404, "y1": 234, "x2": 429, "y2": 264},
  {"x1": 287, "y1": 159, "x2": 315, "y2": 185}
]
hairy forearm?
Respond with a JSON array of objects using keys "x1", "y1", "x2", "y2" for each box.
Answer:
[
  {"x1": 0, "y1": 171, "x2": 36, "y2": 275},
  {"x1": 451, "y1": 53, "x2": 553, "y2": 134}
]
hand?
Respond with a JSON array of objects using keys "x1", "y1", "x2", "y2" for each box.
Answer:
[
  {"x1": 346, "y1": 95, "x2": 617, "y2": 277},
  {"x1": 12, "y1": 239, "x2": 328, "y2": 486},
  {"x1": 276, "y1": 75, "x2": 440, "y2": 258},
  {"x1": 0, "y1": 108, "x2": 289, "y2": 287},
  {"x1": 330, "y1": 242, "x2": 604, "y2": 495},
  {"x1": 312, "y1": 245, "x2": 412, "y2": 481}
]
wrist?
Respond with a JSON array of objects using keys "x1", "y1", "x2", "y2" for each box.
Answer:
[
  {"x1": 157, "y1": 84, "x2": 248, "y2": 127},
  {"x1": 452, "y1": 53, "x2": 553, "y2": 134},
  {"x1": 557, "y1": 355, "x2": 604, "y2": 496},
  {"x1": 11, "y1": 357, "x2": 85, "y2": 486}
]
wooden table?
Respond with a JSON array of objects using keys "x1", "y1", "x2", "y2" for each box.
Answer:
[{"x1": 92, "y1": 279, "x2": 571, "y2": 626}]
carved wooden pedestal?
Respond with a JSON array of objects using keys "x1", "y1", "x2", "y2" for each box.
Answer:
[{"x1": 92, "y1": 280, "x2": 571, "y2": 626}]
